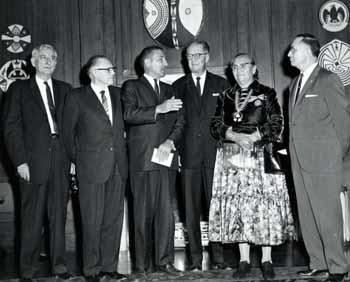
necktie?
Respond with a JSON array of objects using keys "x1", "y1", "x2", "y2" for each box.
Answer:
[
  {"x1": 294, "y1": 73, "x2": 303, "y2": 105},
  {"x1": 100, "y1": 90, "x2": 109, "y2": 115},
  {"x1": 239, "y1": 88, "x2": 249, "y2": 107},
  {"x1": 154, "y1": 79, "x2": 160, "y2": 98},
  {"x1": 196, "y1": 77, "x2": 201, "y2": 96},
  {"x1": 44, "y1": 81, "x2": 58, "y2": 134}
]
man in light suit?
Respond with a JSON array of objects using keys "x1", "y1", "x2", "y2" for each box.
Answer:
[
  {"x1": 122, "y1": 46, "x2": 184, "y2": 279},
  {"x1": 3, "y1": 44, "x2": 72, "y2": 281},
  {"x1": 288, "y1": 33, "x2": 350, "y2": 282},
  {"x1": 63, "y1": 55, "x2": 128, "y2": 282},
  {"x1": 173, "y1": 40, "x2": 229, "y2": 271}
]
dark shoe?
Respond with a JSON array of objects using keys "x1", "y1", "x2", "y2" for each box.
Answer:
[
  {"x1": 56, "y1": 272, "x2": 74, "y2": 280},
  {"x1": 155, "y1": 264, "x2": 183, "y2": 277},
  {"x1": 261, "y1": 262, "x2": 275, "y2": 280},
  {"x1": 132, "y1": 271, "x2": 147, "y2": 281},
  {"x1": 85, "y1": 275, "x2": 100, "y2": 282},
  {"x1": 233, "y1": 261, "x2": 251, "y2": 278},
  {"x1": 326, "y1": 273, "x2": 347, "y2": 282},
  {"x1": 100, "y1": 271, "x2": 127, "y2": 280},
  {"x1": 189, "y1": 264, "x2": 202, "y2": 272},
  {"x1": 19, "y1": 278, "x2": 34, "y2": 282},
  {"x1": 212, "y1": 263, "x2": 231, "y2": 270},
  {"x1": 297, "y1": 269, "x2": 329, "y2": 277}
]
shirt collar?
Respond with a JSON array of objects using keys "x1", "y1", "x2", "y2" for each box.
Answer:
[
  {"x1": 91, "y1": 83, "x2": 108, "y2": 95},
  {"x1": 301, "y1": 63, "x2": 318, "y2": 80},
  {"x1": 144, "y1": 73, "x2": 159, "y2": 88},
  {"x1": 35, "y1": 75, "x2": 52, "y2": 88},
  {"x1": 191, "y1": 71, "x2": 207, "y2": 84}
]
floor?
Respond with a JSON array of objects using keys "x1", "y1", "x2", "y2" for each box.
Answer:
[{"x1": 0, "y1": 242, "x2": 330, "y2": 282}]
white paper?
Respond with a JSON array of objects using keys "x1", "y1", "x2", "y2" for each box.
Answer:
[
  {"x1": 151, "y1": 148, "x2": 174, "y2": 167},
  {"x1": 277, "y1": 149, "x2": 287, "y2": 155}
]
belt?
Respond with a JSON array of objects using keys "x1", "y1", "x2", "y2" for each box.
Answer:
[{"x1": 51, "y1": 133, "x2": 59, "y2": 139}]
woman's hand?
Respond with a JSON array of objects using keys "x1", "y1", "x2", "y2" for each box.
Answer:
[{"x1": 225, "y1": 128, "x2": 254, "y2": 150}]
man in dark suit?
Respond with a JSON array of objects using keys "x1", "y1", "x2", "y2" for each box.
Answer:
[
  {"x1": 173, "y1": 41, "x2": 229, "y2": 271},
  {"x1": 288, "y1": 34, "x2": 350, "y2": 282},
  {"x1": 121, "y1": 46, "x2": 184, "y2": 279},
  {"x1": 63, "y1": 55, "x2": 128, "y2": 282},
  {"x1": 3, "y1": 44, "x2": 72, "y2": 281}
]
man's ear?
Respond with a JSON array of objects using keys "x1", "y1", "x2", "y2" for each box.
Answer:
[{"x1": 30, "y1": 57, "x2": 36, "y2": 67}]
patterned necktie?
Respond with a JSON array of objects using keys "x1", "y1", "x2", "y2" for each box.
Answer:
[
  {"x1": 294, "y1": 73, "x2": 303, "y2": 105},
  {"x1": 196, "y1": 77, "x2": 201, "y2": 96},
  {"x1": 154, "y1": 79, "x2": 160, "y2": 98},
  {"x1": 239, "y1": 88, "x2": 249, "y2": 107},
  {"x1": 44, "y1": 81, "x2": 58, "y2": 134},
  {"x1": 100, "y1": 90, "x2": 109, "y2": 115}
]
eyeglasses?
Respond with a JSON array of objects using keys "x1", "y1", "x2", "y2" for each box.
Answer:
[
  {"x1": 232, "y1": 62, "x2": 252, "y2": 71},
  {"x1": 94, "y1": 67, "x2": 117, "y2": 72},
  {"x1": 186, "y1": 53, "x2": 208, "y2": 60}
]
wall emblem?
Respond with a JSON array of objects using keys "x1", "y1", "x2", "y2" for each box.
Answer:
[
  {"x1": 319, "y1": 0, "x2": 349, "y2": 32},
  {"x1": 318, "y1": 39, "x2": 350, "y2": 86},
  {"x1": 0, "y1": 60, "x2": 30, "y2": 92},
  {"x1": 1, "y1": 24, "x2": 31, "y2": 53},
  {"x1": 143, "y1": 0, "x2": 205, "y2": 49}
]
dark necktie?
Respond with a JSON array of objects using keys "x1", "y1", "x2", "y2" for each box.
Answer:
[
  {"x1": 294, "y1": 73, "x2": 303, "y2": 105},
  {"x1": 100, "y1": 90, "x2": 109, "y2": 115},
  {"x1": 44, "y1": 81, "x2": 58, "y2": 134},
  {"x1": 154, "y1": 79, "x2": 160, "y2": 98},
  {"x1": 196, "y1": 76, "x2": 201, "y2": 96}
]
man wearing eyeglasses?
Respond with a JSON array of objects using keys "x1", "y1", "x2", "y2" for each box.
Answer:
[
  {"x1": 173, "y1": 40, "x2": 230, "y2": 271},
  {"x1": 3, "y1": 44, "x2": 72, "y2": 281},
  {"x1": 63, "y1": 55, "x2": 128, "y2": 282}
]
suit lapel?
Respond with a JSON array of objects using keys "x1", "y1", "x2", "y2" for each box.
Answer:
[
  {"x1": 186, "y1": 75, "x2": 201, "y2": 114},
  {"x1": 86, "y1": 86, "x2": 111, "y2": 124},
  {"x1": 29, "y1": 77, "x2": 47, "y2": 116},
  {"x1": 140, "y1": 76, "x2": 159, "y2": 104}
]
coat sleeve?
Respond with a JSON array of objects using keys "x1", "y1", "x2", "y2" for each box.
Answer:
[
  {"x1": 259, "y1": 89, "x2": 284, "y2": 142},
  {"x1": 167, "y1": 86, "x2": 185, "y2": 147},
  {"x1": 210, "y1": 91, "x2": 229, "y2": 141},
  {"x1": 3, "y1": 82, "x2": 27, "y2": 167},
  {"x1": 121, "y1": 81, "x2": 157, "y2": 125},
  {"x1": 62, "y1": 90, "x2": 79, "y2": 162}
]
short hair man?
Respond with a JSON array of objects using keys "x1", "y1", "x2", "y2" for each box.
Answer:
[
  {"x1": 121, "y1": 46, "x2": 184, "y2": 279},
  {"x1": 288, "y1": 34, "x2": 350, "y2": 282},
  {"x1": 3, "y1": 44, "x2": 72, "y2": 281},
  {"x1": 173, "y1": 40, "x2": 230, "y2": 271},
  {"x1": 63, "y1": 55, "x2": 128, "y2": 282}
]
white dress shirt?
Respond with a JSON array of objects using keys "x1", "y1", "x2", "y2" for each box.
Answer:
[
  {"x1": 191, "y1": 71, "x2": 207, "y2": 96},
  {"x1": 91, "y1": 83, "x2": 113, "y2": 124}
]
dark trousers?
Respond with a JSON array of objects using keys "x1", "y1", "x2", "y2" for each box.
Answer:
[
  {"x1": 290, "y1": 145, "x2": 348, "y2": 274},
  {"x1": 79, "y1": 172, "x2": 125, "y2": 276},
  {"x1": 20, "y1": 139, "x2": 68, "y2": 278},
  {"x1": 182, "y1": 167, "x2": 224, "y2": 267},
  {"x1": 130, "y1": 169, "x2": 175, "y2": 272}
]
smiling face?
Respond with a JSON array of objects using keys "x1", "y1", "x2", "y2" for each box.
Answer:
[
  {"x1": 231, "y1": 54, "x2": 256, "y2": 88},
  {"x1": 186, "y1": 42, "x2": 209, "y2": 76},
  {"x1": 31, "y1": 46, "x2": 57, "y2": 80},
  {"x1": 144, "y1": 49, "x2": 168, "y2": 79}
]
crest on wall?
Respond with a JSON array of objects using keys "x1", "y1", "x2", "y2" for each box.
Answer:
[
  {"x1": 1, "y1": 24, "x2": 31, "y2": 53},
  {"x1": 319, "y1": 0, "x2": 349, "y2": 32},
  {"x1": 318, "y1": 39, "x2": 350, "y2": 86},
  {"x1": 0, "y1": 60, "x2": 30, "y2": 92},
  {"x1": 143, "y1": 0, "x2": 205, "y2": 49}
]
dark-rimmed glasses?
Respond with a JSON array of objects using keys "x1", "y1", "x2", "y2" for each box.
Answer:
[{"x1": 186, "y1": 53, "x2": 208, "y2": 60}]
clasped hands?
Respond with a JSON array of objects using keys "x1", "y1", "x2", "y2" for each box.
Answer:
[{"x1": 225, "y1": 127, "x2": 260, "y2": 150}]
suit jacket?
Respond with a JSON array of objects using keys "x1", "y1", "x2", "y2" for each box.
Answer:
[
  {"x1": 63, "y1": 85, "x2": 128, "y2": 183},
  {"x1": 173, "y1": 72, "x2": 229, "y2": 169},
  {"x1": 288, "y1": 66, "x2": 350, "y2": 173},
  {"x1": 3, "y1": 77, "x2": 71, "y2": 184},
  {"x1": 121, "y1": 76, "x2": 185, "y2": 172}
]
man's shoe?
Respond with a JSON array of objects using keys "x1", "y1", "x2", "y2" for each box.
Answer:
[
  {"x1": 261, "y1": 262, "x2": 275, "y2": 280},
  {"x1": 189, "y1": 264, "x2": 202, "y2": 272},
  {"x1": 325, "y1": 273, "x2": 347, "y2": 282},
  {"x1": 233, "y1": 261, "x2": 251, "y2": 278},
  {"x1": 85, "y1": 275, "x2": 100, "y2": 282},
  {"x1": 56, "y1": 272, "x2": 74, "y2": 280},
  {"x1": 132, "y1": 271, "x2": 147, "y2": 281},
  {"x1": 155, "y1": 264, "x2": 183, "y2": 276},
  {"x1": 297, "y1": 269, "x2": 329, "y2": 277},
  {"x1": 19, "y1": 278, "x2": 34, "y2": 282},
  {"x1": 99, "y1": 271, "x2": 127, "y2": 280},
  {"x1": 212, "y1": 263, "x2": 231, "y2": 270}
]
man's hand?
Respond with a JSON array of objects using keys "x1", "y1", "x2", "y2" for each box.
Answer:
[
  {"x1": 17, "y1": 163, "x2": 30, "y2": 182},
  {"x1": 157, "y1": 139, "x2": 176, "y2": 162},
  {"x1": 156, "y1": 96, "x2": 183, "y2": 115}
]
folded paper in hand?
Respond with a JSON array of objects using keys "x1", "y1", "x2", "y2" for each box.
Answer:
[{"x1": 151, "y1": 148, "x2": 174, "y2": 167}]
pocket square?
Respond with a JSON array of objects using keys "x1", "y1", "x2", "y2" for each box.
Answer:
[
  {"x1": 212, "y1": 93, "x2": 220, "y2": 96},
  {"x1": 305, "y1": 94, "x2": 318, "y2": 98}
]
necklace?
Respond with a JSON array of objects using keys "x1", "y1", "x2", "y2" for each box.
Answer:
[{"x1": 233, "y1": 88, "x2": 253, "y2": 122}]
